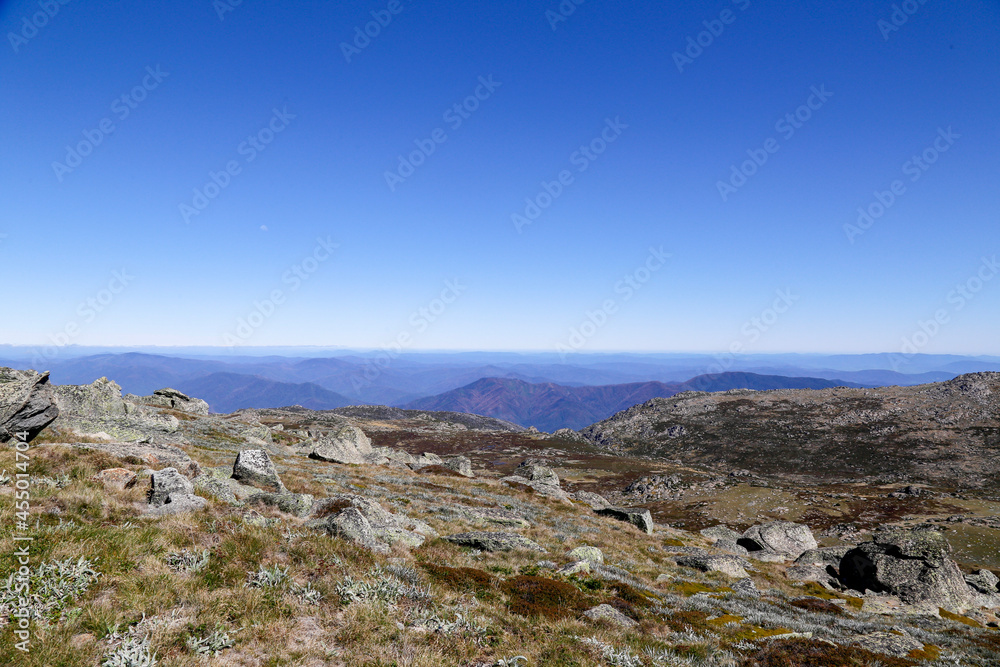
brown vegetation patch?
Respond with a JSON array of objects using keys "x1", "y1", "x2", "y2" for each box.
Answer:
[
  {"x1": 740, "y1": 638, "x2": 916, "y2": 667},
  {"x1": 416, "y1": 464, "x2": 466, "y2": 477},
  {"x1": 422, "y1": 563, "x2": 496, "y2": 596},
  {"x1": 790, "y1": 597, "x2": 844, "y2": 615},
  {"x1": 501, "y1": 575, "x2": 589, "y2": 620}
]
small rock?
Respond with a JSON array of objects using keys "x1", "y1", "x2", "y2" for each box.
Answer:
[
  {"x1": 675, "y1": 554, "x2": 749, "y2": 578},
  {"x1": 248, "y1": 492, "x2": 315, "y2": 518},
  {"x1": 583, "y1": 604, "x2": 637, "y2": 628},
  {"x1": 513, "y1": 461, "x2": 559, "y2": 487},
  {"x1": 441, "y1": 455, "x2": 474, "y2": 477},
  {"x1": 570, "y1": 490, "x2": 612, "y2": 510},
  {"x1": 148, "y1": 467, "x2": 193, "y2": 506},
  {"x1": 309, "y1": 425, "x2": 383, "y2": 465},
  {"x1": 595, "y1": 507, "x2": 654, "y2": 534},
  {"x1": 700, "y1": 525, "x2": 742, "y2": 543},
  {"x1": 233, "y1": 449, "x2": 285, "y2": 493},
  {"x1": 740, "y1": 521, "x2": 817, "y2": 559},
  {"x1": 559, "y1": 560, "x2": 591, "y2": 575},
  {"x1": 145, "y1": 492, "x2": 207, "y2": 516},
  {"x1": 567, "y1": 546, "x2": 604, "y2": 565},
  {"x1": 966, "y1": 569, "x2": 1000, "y2": 595},
  {"x1": 410, "y1": 452, "x2": 443, "y2": 469},
  {"x1": 443, "y1": 531, "x2": 545, "y2": 553}
]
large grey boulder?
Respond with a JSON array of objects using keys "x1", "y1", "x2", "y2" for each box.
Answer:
[
  {"x1": 233, "y1": 449, "x2": 285, "y2": 492},
  {"x1": 740, "y1": 521, "x2": 817, "y2": 559},
  {"x1": 595, "y1": 507, "x2": 655, "y2": 535},
  {"x1": 0, "y1": 368, "x2": 59, "y2": 443},
  {"x1": 145, "y1": 493, "x2": 207, "y2": 516},
  {"x1": 513, "y1": 461, "x2": 559, "y2": 487},
  {"x1": 148, "y1": 467, "x2": 194, "y2": 506},
  {"x1": 675, "y1": 554, "x2": 749, "y2": 578},
  {"x1": 410, "y1": 452, "x2": 443, "y2": 469},
  {"x1": 500, "y1": 475, "x2": 571, "y2": 501},
  {"x1": 567, "y1": 546, "x2": 604, "y2": 565},
  {"x1": 965, "y1": 569, "x2": 999, "y2": 595},
  {"x1": 53, "y1": 377, "x2": 178, "y2": 440},
  {"x1": 443, "y1": 531, "x2": 545, "y2": 553},
  {"x1": 307, "y1": 493, "x2": 433, "y2": 552},
  {"x1": 839, "y1": 525, "x2": 973, "y2": 609},
  {"x1": 308, "y1": 425, "x2": 384, "y2": 465},
  {"x1": 135, "y1": 388, "x2": 209, "y2": 416},
  {"x1": 441, "y1": 455, "x2": 474, "y2": 478},
  {"x1": 700, "y1": 525, "x2": 742, "y2": 543},
  {"x1": 570, "y1": 491, "x2": 612, "y2": 510}
]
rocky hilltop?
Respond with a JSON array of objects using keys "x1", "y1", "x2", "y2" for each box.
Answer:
[
  {"x1": 583, "y1": 372, "x2": 1000, "y2": 491},
  {"x1": 2, "y1": 368, "x2": 1000, "y2": 666}
]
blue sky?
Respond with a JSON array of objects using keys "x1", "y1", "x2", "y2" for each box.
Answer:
[{"x1": 2, "y1": 0, "x2": 998, "y2": 355}]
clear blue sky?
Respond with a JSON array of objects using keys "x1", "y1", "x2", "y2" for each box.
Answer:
[{"x1": 2, "y1": 0, "x2": 998, "y2": 354}]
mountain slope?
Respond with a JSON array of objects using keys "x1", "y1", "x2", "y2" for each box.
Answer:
[
  {"x1": 582, "y1": 372, "x2": 1000, "y2": 489},
  {"x1": 175, "y1": 372, "x2": 353, "y2": 413},
  {"x1": 403, "y1": 373, "x2": 855, "y2": 431}
]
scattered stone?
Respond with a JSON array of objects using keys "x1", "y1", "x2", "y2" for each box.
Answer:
[
  {"x1": 410, "y1": 452, "x2": 443, "y2": 469},
  {"x1": 233, "y1": 449, "x2": 285, "y2": 493},
  {"x1": 500, "y1": 476, "x2": 571, "y2": 501},
  {"x1": 308, "y1": 425, "x2": 384, "y2": 465},
  {"x1": 375, "y1": 447, "x2": 416, "y2": 467},
  {"x1": 966, "y1": 569, "x2": 1000, "y2": 594},
  {"x1": 840, "y1": 525, "x2": 973, "y2": 609},
  {"x1": 795, "y1": 546, "x2": 851, "y2": 567},
  {"x1": 54, "y1": 377, "x2": 179, "y2": 440},
  {"x1": 307, "y1": 494, "x2": 433, "y2": 552},
  {"x1": 740, "y1": 521, "x2": 817, "y2": 559},
  {"x1": 513, "y1": 461, "x2": 559, "y2": 487},
  {"x1": 441, "y1": 455, "x2": 474, "y2": 477},
  {"x1": 324, "y1": 507, "x2": 390, "y2": 554},
  {"x1": 93, "y1": 467, "x2": 137, "y2": 490},
  {"x1": 700, "y1": 525, "x2": 742, "y2": 543},
  {"x1": 148, "y1": 467, "x2": 194, "y2": 506},
  {"x1": 583, "y1": 604, "x2": 637, "y2": 628},
  {"x1": 569, "y1": 490, "x2": 612, "y2": 510},
  {"x1": 248, "y1": 492, "x2": 315, "y2": 518},
  {"x1": 675, "y1": 554, "x2": 749, "y2": 578},
  {"x1": 595, "y1": 507, "x2": 654, "y2": 534},
  {"x1": 567, "y1": 546, "x2": 604, "y2": 565},
  {"x1": 0, "y1": 368, "x2": 59, "y2": 442},
  {"x1": 559, "y1": 560, "x2": 591, "y2": 575},
  {"x1": 145, "y1": 493, "x2": 207, "y2": 516},
  {"x1": 144, "y1": 388, "x2": 210, "y2": 415},
  {"x1": 443, "y1": 531, "x2": 545, "y2": 553},
  {"x1": 450, "y1": 505, "x2": 530, "y2": 528}
]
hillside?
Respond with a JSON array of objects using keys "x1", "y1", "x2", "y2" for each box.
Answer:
[
  {"x1": 404, "y1": 373, "x2": 855, "y2": 431},
  {"x1": 583, "y1": 372, "x2": 1000, "y2": 491}
]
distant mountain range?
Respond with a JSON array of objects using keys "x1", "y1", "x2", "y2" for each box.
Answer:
[
  {"x1": 403, "y1": 373, "x2": 858, "y2": 431},
  {"x1": 9, "y1": 348, "x2": 999, "y2": 429}
]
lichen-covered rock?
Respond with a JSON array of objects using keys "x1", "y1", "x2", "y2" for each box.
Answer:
[
  {"x1": 308, "y1": 425, "x2": 384, "y2": 465},
  {"x1": 583, "y1": 603, "x2": 637, "y2": 627},
  {"x1": 558, "y1": 560, "x2": 591, "y2": 575},
  {"x1": 247, "y1": 492, "x2": 315, "y2": 518},
  {"x1": 132, "y1": 388, "x2": 209, "y2": 415},
  {"x1": 0, "y1": 368, "x2": 59, "y2": 443},
  {"x1": 148, "y1": 467, "x2": 193, "y2": 506},
  {"x1": 233, "y1": 449, "x2": 285, "y2": 492},
  {"x1": 840, "y1": 525, "x2": 972, "y2": 609},
  {"x1": 306, "y1": 493, "x2": 433, "y2": 552},
  {"x1": 966, "y1": 569, "x2": 999, "y2": 595},
  {"x1": 53, "y1": 377, "x2": 179, "y2": 440},
  {"x1": 410, "y1": 452, "x2": 443, "y2": 469},
  {"x1": 500, "y1": 476, "x2": 571, "y2": 501},
  {"x1": 595, "y1": 507, "x2": 654, "y2": 534},
  {"x1": 441, "y1": 455, "x2": 474, "y2": 477},
  {"x1": 741, "y1": 521, "x2": 817, "y2": 559},
  {"x1": 676, "y1": 554, "x2": 749, "y2": 578},
  {"x1": 449, "y1": 505, "x2": 530, "y2": 528},
  {"x1": 443, "y1": 531, "x2": 545, "y2": 553},
  {"x1": 567, "y1": 546, "x2": 604, "y2": 565},
  {"x1": 569, "y1": 490, "x2": 612, "y2": 510},
  {"x1": 700, "y1": 525, "x2": 742, "y2": 543},
  {"x1": 513, "y1": 461, "x2": 559, "y2": 487},
  {"x1": 795, "y1": 546, "x2": 851, "y2": 567},
  {"x1": 145, "y1": 493, "x2": 207, "y2": 516}
]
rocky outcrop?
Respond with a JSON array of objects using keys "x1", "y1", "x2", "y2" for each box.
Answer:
[
  {"x1": 0, "y1": 368, "x2": 59, "y2": 442},
  {"x1": 128, "y1": 388, "x2": 209, "y2": 415},
  {"x1": 569, "y1": 491, "x2": 612, "y2": 510},
  {"x1": 308, "y1": 425, "x2": 385, "y2": 465},
  {"x1": 839, "y1": 525, "x2": 973, "y2": 609},
  {"x1": 145, "y1": 467, "x2": 206, "y2": 515},
  {"x1": 442, "y1": 531, "x2": 545, "y2": 553},
  {"x1": 247, "y1": 492, "x2": 315, "y2": 518},
  {"x1": 676, "y1": 554, "x2": 750, "y2": 578},
  {"x1": 700, "y1": 525, "x2": 742, "y2": 543},
  {"x1": 512, "y1": 461, "x2": 559, "y2": 487},
  {"x1": 595, "y1": 507, "x2": 655, "y2": 535},
  {"x1": 441, "y1": 455, "x2": 474, "y2": 477},
  {"x1": 307, "y1": 494, "x2": 434, "y2": 553},
  {"x1": 740, "y1": 521, "x2": 817, "y2": 560},
  {"x1": 53, "y1": 377, "x2": 179, "y2": 441},
  {"x1": 233, "y1": 449, "x2": 285, "y2": 493}
]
